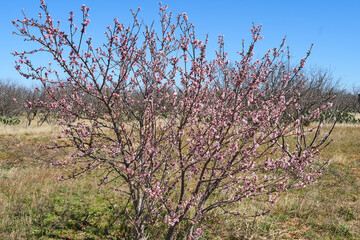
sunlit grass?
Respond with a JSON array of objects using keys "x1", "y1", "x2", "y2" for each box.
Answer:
[{"x1": 0, "y1": 121, "x2": 359, "y2": 239}]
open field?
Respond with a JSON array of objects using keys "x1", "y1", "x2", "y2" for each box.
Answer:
[{"x1": 0, "y1": 122, "x2": 359, "y2": 239}]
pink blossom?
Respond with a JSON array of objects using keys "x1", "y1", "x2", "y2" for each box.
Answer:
[{"x1": 11, "y1": 2, "x2": 331, "y2": 238}]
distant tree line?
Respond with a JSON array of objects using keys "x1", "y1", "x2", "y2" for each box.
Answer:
[
  {"x1": 0, "y1": 80, "x2": 52, "y2": 125},
  {"x1": 1, "y1": 67, "x2": 359, "y2": 126},
  {"x1": 263, "y1": 65, "x2": 360, "y2": 122}
]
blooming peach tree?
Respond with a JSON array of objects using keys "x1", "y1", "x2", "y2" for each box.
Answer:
[{"x1": 13, "y1": 1, "x2": 333, "y2": 239}]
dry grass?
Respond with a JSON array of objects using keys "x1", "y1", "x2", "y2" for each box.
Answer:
[
  {"x1": 213, "y1": 124, "x2": 360, "y2": 239},
  {"x1": 0, "y1": 122, "x2": 125, "y2": 239},
  {"x1": 0, "y1": 119, "x2": 60, "y2": 137},
  {"x1": 0, "y1": 121, "x2": 359, "y2": 239}
]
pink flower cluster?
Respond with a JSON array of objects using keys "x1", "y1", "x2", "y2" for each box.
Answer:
[{"x1": 12, "y1": 1, "x2": 333, "y2": 239}]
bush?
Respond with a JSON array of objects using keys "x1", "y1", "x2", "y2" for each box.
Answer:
[
  {"x1": 0, "y1": 116, "x2": 20, "y2": 125},
  {"x1": 320, "y1": 111, "x2": 360, "y2": 124},
  {"x1": 12, "y1": 1, "x2": 334, "y2": 239}
]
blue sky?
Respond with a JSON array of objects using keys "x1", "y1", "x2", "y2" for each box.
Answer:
[{"x1": 1, "y1": 0, "x2": 359, "y2": 91}]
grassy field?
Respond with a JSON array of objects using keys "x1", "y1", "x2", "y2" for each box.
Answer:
[{"x1": 0, "y1": 122, "x2": 359, "y2": 239}]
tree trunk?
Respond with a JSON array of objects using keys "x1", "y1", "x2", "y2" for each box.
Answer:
[{"x1": 165, "y1": 225, "x2": 177, "y2": 240}]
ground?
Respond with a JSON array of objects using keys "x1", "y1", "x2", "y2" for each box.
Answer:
[{"x1": 0, "y1": 122, "x2": 359, "y2": 239}]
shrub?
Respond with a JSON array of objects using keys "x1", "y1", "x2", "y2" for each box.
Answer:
[
  {"x1": 0, "y1": 116, "x2": 20, "y2": 125},
  {"x1": 12, "y1": 1, "x2": 334, "y2": 238},
  {"x1": 321, "y1": 111, "x2": 360, "y2": 124}
]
